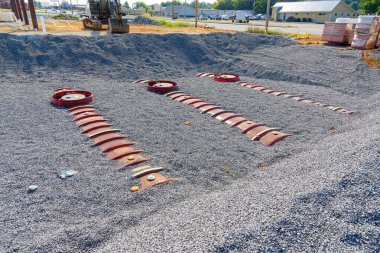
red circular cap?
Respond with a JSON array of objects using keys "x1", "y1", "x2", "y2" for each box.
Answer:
[
  {"x1": 51, "y1": 90, "x2": 94, "y2": 107},
  {"x1": 147, "y1": 80, "x2": 178, "y2": 94},
  {"x1": 213, "y1": 73, "x2": 240, "y2": 82}
]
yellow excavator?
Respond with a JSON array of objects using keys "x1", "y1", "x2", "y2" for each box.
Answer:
[{"x1": 81, "y1": 0, "x2": 129, "y2": 33}]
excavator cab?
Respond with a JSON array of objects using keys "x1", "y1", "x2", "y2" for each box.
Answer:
[{"x1": 83, "y1": 0, "x2": 129, "y2": 34}]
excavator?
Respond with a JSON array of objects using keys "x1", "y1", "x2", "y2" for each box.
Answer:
[{"x1": 81, "y1": 0, "x2": 129, "y2": 33}]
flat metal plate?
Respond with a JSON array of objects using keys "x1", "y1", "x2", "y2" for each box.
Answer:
[
  {"x1": 182, "y1": 99, "x2": 205, "y2": 105},
  {"x1": 259, "y1": 131, "x2": 292, "y2": 146},
  {"x1": 139, "y1": 173, "x2": 177, "y2": 191},
  {"x1": 206, "y1": 109, "x2": 231, "y2": 117},
  {"x1": 107, "y1": 147, "x2": 144, "y2": 160},
  {"x1": 246, "y1": 126, "x2": 277, "y2": 141},
  {"x1": 192, "y1": 102, "x2": 214, "y2": 109},
  {"x1": 76, "y1": 116, "x2": 107, "y2": 127},
  {"x1": 237, "y1": 121, "x2": 265, "y2": 134},
  {"x1": 117, "y1": 154, "x2": 150, "y2": 170},
  {"x1": 215, "y1": 113, "x2": 243, "y2": 122},
  {"x1": 92, "y1": 133, "x2": 128, "y2": 146},
  {"x1": 98, "y1": 139, "x2": 137, "y2": 153},
  {"x1": 198, "y1": 105, "x2": 221, "y2": 113},
  {"x1": 224, "y1": 117, "x2": 248, "y2": 127},
  {"x1": 74, "y1": 112, "x2": 102, "y2": 122},
  {"x1": 81, "y1": 122, "x2": 113, "y2": 134},
  {"x1": 69, "y1": 108, "x2": 96, "y2": 116},
  {"x1": 68, "y1": 105, "x2": 94, "y2": 112}
]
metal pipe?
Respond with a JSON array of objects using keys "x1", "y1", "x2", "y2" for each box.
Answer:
[
  {"x1": 20, "y1": 0, "x2": 29, "y2": 25},
  {"x1": 28, "y1": 0, "x2": 38, "y2": 29}
]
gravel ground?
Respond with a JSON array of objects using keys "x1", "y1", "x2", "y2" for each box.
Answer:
[
  {"x1": 129, "y1": 16, "x2": 160, "y2": 26},
  {"x1": 0, "y1": 33, "x2": 379, "y2": 253}
]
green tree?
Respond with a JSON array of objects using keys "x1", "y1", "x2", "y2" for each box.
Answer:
[
  {"x1": 360, "y1": 0, "x2": 380, "y2": 14},
  {"x1": 146, "y1": 5, "x2": 153, "y2": 15},
  {"x1": 213, "y1": 0, "x2": 234, "y2": 10},
  {"x1": 34, "y1": 0, "x2": 43, "y2": 8},
  {"x1": 189, "y1": 1, "x2": 213, "y2": 9},
  {"x1": 160, "y1": 1, "x2": 181, "y2": 7},
  {"x1": 123, "y1": 1, "x2": 130, "y2": 9},
  {"x1": 134, "y1": 1, "x2": 147, "y2": 9}
]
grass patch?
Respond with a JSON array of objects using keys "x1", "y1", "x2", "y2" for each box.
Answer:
[
  {"x1": 247, "y1": 26, "x2": 311, "y2": 39},
  {"x1": 46, "y1": 14, "x2": 78, "y2": 21},
  {"x1": 153, "y1": 19, "x2": 192, "y2": 27},
  {"x1": 247, "y1": 27, "x2": 288, "y2": 36}
]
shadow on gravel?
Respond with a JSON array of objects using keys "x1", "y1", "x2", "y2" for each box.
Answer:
[{"x1": 214, "y1": 153, "x2": 380, "y2": 253}]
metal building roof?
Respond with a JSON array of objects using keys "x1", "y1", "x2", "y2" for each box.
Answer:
[{"x1": 273, "y1": 0, "x2": 341, "y2": 13}]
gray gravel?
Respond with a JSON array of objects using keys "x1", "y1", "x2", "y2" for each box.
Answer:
[
  {"x1": 0, "y1": 33, "x2": 379, "y2": 253},
  {"x1": 129, "y1": 16, "x2": 160, "y2": 26}
]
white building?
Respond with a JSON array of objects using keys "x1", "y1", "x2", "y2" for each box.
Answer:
[{"x1": 272, "y1": 0, "x2": 358, "y2": 23}]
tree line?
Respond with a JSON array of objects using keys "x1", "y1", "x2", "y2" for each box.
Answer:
[
  {"x1": 124, "y1": 0, "x2": 379, "y2": 15},
  {"x1": 212, "y1": 0, "x2": 378, "y2": 14}
]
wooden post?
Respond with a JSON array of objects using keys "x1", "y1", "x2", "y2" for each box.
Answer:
[
  {"x1": 20, "y1": 0, "x2": 29, "y2": 25},
  {"x1": 10, "y1": 0, "x2": 19, "y2": 19},
  {"x1": 15, "y1": 0, "x2": 24, "y2": 21},
  {"x1": 28, "y1": 0, "x2": 38, "y2": 29},
  {"x1": 195, "y1": 0, "x2": 198, "y2": 28},
  {"x1": 265, "y1": 0, "x2": 270, "y2": 33}
]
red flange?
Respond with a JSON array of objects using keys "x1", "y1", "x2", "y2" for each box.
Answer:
[
  {"x1": 213, "y1": 73, "x2": 240, "y2": 82},
  {"x1": 147, "y1": 80, "x2": 178, "y2": 94},
  {"x1": 51, "y1": 90, "x2": 93, "y2": 108}
]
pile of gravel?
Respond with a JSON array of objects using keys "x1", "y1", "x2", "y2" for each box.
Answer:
[
  {"x1": 0, "y1": 32, "x2": 379, "y2": 252},
  {"x1": 129, "y1": 16, "x2": 160, "y2": 26}
]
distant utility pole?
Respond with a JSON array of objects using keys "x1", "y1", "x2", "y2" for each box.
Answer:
[
  {"x1": 171, "y1": 1, "x2": 173, "y2": 19},
  {"x1": 184, "y1": 0, "x2": 186, "y2": 18},
  {"x1": 265, "y1": 0, "x2": 270, "y2": 32},
  {"x1": 69, "y1": 0, "x2": 73, "y2": 15},
  {"x1": 195, "y1": 0, "x2": 198, "y2": 27}
]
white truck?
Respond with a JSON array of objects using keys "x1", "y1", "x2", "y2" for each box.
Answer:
[{"x1": 234, "y1": 11, "x2": 249, "y2": 23}]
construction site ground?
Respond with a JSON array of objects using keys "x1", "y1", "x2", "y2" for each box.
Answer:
[
  {"x1": 0, "y1": 32, "x2": 379, "y2": 253},
  {"x1": 0, "y1": 20, "x2": 235, "y2": 34}
]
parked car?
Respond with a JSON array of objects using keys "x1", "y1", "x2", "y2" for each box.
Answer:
[
  {"x1": 199, "y1": 15, "x2": 207, "y2": 20},
  {"x1": 250, "y1": 15, "x2": 262, "y2": 20},
  {"x1": 221, "y1": 15, "x2": 229, "y2": 20},
  {"x1": 209, "y1": 14, "x2": 217, "y2": 20}
]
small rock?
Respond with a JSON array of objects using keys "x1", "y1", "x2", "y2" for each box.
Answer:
[
  {"x1": 66, "y1": 170, "x2": 78, "y2": 177},
  {"x1": 58, "y1": 170, "x2": 68, "y2": 179},
  {"x1": 28, "y1": 185, "x2": 38, "y2": 193},
  {"x1": 59, "y1": 170, "x2": 78, "y2": 179}
]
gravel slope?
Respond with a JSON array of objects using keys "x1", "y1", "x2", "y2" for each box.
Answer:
[{"x1": 0, "y1": 33, "x2": 379, "y2": 253}]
